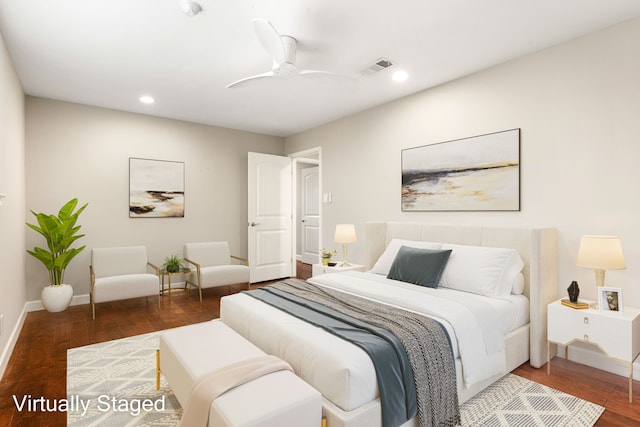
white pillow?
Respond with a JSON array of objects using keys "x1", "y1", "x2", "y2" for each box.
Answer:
[
  {"x1": 439, "y1": 243, "x2": 524, "y2": 299},
  {"x1": 370, "y1": 239, "x2": 442, "y2": 275},
  {"x1": 511, "y1": 273, "x2": 525, "y2": 295}
]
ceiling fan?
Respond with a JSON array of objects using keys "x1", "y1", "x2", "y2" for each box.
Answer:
[{"x1": 226, "y1": 19, "x2": 347, "y2": 89}]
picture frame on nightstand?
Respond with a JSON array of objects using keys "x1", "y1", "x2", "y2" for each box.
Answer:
[{"x1": 598, "y1": 286, "x2": 623, "y2": 314}]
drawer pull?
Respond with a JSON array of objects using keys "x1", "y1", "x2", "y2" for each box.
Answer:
[
  {"x1": 584, "y1": 334, "x2": 589, "y2": 342},
  {"x1": 583, "y1": 316, "x2": 589, "y2": 324}
]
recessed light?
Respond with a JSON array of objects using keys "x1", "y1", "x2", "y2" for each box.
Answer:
[
  {"x1": 392, "y1": 70, "x2": 409, "y2": 83},
  {"x1": 139, "y1": 95, "x2": 155, "y2": 104}
]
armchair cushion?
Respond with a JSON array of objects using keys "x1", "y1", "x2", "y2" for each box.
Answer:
[
  {"x1": 90, "y1": 246, "x2": 159, "y2": 311},
  {"x1": 184, "y1": 242, "x2": 250, "y2": 294},
  {"x1": 93, "y1": 273, "x2": 159, "y2": 303},
  {"x1": 198, "y1": 265, "x2": 250, "y2": 289}
]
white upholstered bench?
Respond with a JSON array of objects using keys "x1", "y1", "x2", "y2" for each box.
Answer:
[{"x1": 158, "y1": 320, "x2": 322, "y2": 427}]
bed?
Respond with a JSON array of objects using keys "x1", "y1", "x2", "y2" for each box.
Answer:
[{"x1": 220, "y1": 222, "x2": 558, "y2": 427}]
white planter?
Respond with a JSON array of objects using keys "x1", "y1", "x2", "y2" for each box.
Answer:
[{"x1": 41, "y1": 284, "x2": 73, "y2": 312}]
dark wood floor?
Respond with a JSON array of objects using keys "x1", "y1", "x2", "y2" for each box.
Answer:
[{"x1": 1, "y1": 261, "x2": 637, "y2": 426}]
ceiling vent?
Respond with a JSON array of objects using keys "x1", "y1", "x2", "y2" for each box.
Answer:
[{"x1": 360, "y1": 57, "x2": 394, "y2": 76}]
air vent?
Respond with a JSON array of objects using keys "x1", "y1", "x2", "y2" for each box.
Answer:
[{"x1": 360, "y1": 57, "x2": 394, "y2": 76}]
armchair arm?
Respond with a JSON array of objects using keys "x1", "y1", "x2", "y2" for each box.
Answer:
[
  {"x1": 147, "y1": 262, "x2": 160, "y2": 275},
  {"x1": 231, "y1": 255, "x2": 249, "y2": 266},
  {"x1": 183, "y1": 257, "x2": 201, "y2": 270},
  {"x1": 89, "y1": 265, "x2": 95, "y2": 292},
  {"x1": 183, "y1": 257, "x2": 201, "y2": 286}
]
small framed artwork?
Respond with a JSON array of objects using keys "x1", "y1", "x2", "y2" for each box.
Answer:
[
  {"x1": 129, "y1": 157, "x2": 185, "y2": 218},
  {"x1": 598, "y1": 287, "x2": 623, "y2": 314}
]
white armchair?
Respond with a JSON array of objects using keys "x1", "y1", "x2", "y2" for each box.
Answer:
[
  {"x1": 90, "y1": 246, "x2": 160, "y2": 319},
  {"x1": 183, "y1": 242, "x2": 250, "y2": 302}
]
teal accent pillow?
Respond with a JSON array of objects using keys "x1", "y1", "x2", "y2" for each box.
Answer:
[{"x1": 387, "y1": 246, "x2": 452, "y2": 288}]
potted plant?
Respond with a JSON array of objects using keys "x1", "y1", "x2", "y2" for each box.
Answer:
[
  {"x1": 163, "y1": 254, "x2": 185, "y2": 273},
  {"x1": 26, "y1": 198, "x2": 88, "y2": 312},
  {"x1": 321, "y1": 248, "x2": 337, "y2": 266}
]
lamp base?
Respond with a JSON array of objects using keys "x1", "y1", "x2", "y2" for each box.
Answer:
[
  {"x1": 341, "y1": 243, "x2": 350, "y2": 267},
  {"x1": 591, "y1": 269, "x2": 606, "y2": 309}
]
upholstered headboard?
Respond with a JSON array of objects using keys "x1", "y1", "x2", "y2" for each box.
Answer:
[{"x1": 365, "y1": 222, "x2": 558, "y2": 368}]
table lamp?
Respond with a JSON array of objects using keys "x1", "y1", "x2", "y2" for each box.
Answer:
[
  {"x1": 576, "y1": 235, "x2": 625, "y2": 300},
  {"x1": 334, "y1": 224, "x2": 357, "y2": 266}
]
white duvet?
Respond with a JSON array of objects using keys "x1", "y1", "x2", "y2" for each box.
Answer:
[
  {"x1": 220, "y1": 271, "x2": 526, "y2": 412},
  {"x1": 309, "y1": 271, "x2": 508, "y2": 386}
]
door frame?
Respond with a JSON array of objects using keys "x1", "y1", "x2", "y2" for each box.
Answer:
[{"x1": 289, "y1": 147, "x2": 322, "y2": 278}]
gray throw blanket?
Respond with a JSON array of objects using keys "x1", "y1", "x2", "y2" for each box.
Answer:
[{"x1": 269, "y1": 279, "x2": 460, "y2": 427}]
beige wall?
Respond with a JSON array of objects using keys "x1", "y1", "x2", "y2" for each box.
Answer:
[
  {"x1": 0, "y1": 30, "x2": 26, "y2": 374},
  {"x1": 25, "y1": 98, "x2": 284, "y2": 300},
  {"x1": 286, "y1": 17, "x2": 640, "y2": 310}
]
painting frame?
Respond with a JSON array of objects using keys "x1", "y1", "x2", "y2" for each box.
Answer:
[
  {"x1": 129, "y1": 157, "x2": 185, "y2": 218},
  {"x1": 401, "y1": 129, "x2": 520, "y2": 212},
  {"x1": 598, "y1": 286, "x2": 623, "y2": 314}
]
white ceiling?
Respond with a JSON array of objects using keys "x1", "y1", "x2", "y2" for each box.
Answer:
[{"x1": 2, "y1": 1, "x2": 640, "y2": 137}]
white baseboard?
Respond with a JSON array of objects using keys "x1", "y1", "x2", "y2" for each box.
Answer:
[
  {"x1": 24, "y1": 293, "x2": 90, "y2": 312},
  {"x1": 554, "y1": 344, "x2": 640, "y2": 380},
  {"x1": 0, "y1": 304, "x2": 27, "y2": 380}
]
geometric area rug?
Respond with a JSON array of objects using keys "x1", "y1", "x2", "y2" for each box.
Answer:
[
  {"x1": 67, "y1": 332, "x2": 182, "y2": 426},
  {"x1": 67, "y1": 332, "x2": 604, "y2": 427},
  {"x1": 460, "y1": 374, "x2": 604, "y2": 427}
]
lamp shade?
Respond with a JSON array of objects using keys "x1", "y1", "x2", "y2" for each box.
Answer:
[
  {"x1": 334, "y1": 224, "x2": 357, "y2": 244},
  {"x1": 576, "y1": 235, "x2": 626, "y2": 270}
]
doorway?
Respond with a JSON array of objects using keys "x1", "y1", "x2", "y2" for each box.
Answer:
[{"x1": 290, "y1": 147, "x2": 322, "y2": 276}]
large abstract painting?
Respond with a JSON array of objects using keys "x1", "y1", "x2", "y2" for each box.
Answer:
[
  {"x1": 129, "y1": 158, "x2": 185, "y2": 218},
  {"x1": 401, "y1": 129, "x2": 520, "y2": 211}
]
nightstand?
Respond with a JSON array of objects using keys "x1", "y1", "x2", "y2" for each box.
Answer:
[
  {"x1": 547, "y1": 298, "x2": 640, "y2": 402},
  {"x1": 311, "y1": 263, "x2": 364, "y2": 277}
]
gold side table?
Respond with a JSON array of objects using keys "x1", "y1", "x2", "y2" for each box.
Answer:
[{"x1": 158, "y1": 267, "x2": 192, "y2": 295}]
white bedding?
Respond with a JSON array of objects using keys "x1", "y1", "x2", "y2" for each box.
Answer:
[
  {"x1": 220, "y1": 271, "x2": 530, "y2": 413},
  {"x1": 309, "y1": 271, "x2": 521, "y2": 386}
]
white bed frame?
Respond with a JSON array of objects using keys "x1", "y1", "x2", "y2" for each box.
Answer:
[{"x1": 225, "y1": 222, "x2": 558, "y2": 427}]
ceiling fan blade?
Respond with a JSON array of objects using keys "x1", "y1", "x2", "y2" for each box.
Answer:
[
  {"x1": 226, "y1": 71, "x2": 275, "y2": 89},
  {"x1": 252, "y1": 19, "x2": 285, "y2": 65},
  {"x1": 299, "y1": 70, "x2": 355, "y2": 83}
]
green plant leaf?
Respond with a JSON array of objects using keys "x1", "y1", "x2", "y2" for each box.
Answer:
[{"x1": 26, "y1": 198, "x2": 88, "y2": 286}]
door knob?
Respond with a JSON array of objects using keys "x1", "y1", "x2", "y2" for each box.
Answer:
[{"x1": 249, "y1": 222, "x2": 261, "y2": 227}]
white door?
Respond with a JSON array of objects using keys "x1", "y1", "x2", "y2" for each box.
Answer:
[
  {"x1": 300, "y1": 166, "x2": 320, "y2": 264},
  {"x1": 248, "y1": 152, "x2": 292, "y2": 283}
]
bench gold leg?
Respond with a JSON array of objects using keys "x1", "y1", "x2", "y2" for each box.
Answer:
[
  {"x1": 322, "y1": 416, "x2": 327, "y2": 427},
  {"x1": 156, "y1": 349, "x2": 160, "y2": 390}
]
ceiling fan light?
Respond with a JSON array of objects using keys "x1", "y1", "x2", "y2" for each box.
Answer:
[{"x1": 181, "y1": 0, "x2": 202, "y2": 16}]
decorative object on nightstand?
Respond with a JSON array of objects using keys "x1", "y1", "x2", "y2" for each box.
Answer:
[
  {"x1": 576, "y1": 235, "x2": 625, "y2": 307},
  {"x1": 562, "y1": 280, "x2": 588, "y2": 308},
  {"x1": 560, "y1": 299, "x2": 589, "y2": 309},
  {"x1": 598, "y1": 286, "x2": 623, "y2": 314},
  {"x1": 334, "y1": 224, "x2": 357, "y2": 266},
  {"x1": 567, "y1": 280, "x2": 580, "y2": 303},
  {"x1": 321, "y1": 248, "x2": 337, "y2": 266}
]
